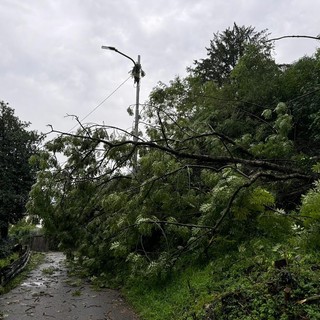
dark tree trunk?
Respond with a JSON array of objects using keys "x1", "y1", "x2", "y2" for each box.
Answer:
[{"x1": 0, "y1": 222, "x2": 9, "y2": 239}]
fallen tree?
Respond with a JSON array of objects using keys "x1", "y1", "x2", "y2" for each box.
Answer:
[{"x1": 27, "y1": 28, "x2": 320, "y2": 279}]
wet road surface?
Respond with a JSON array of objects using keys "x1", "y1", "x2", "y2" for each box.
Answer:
[{"x1": 0, "y1": 252, "x2": 139, "y2": 320}]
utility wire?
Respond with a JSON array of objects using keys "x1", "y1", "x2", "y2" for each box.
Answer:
[{"x1": 68, "y1": 75, "x2": 132, "y2": 133}]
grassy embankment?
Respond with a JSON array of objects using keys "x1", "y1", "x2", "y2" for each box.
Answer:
[{"x1": 123, "y1": 237, "x2": 320, "y2": 320}]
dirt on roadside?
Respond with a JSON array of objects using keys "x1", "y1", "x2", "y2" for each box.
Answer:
[{"x1": 0, "y1": 252, "x2": 139, "y2": 320}]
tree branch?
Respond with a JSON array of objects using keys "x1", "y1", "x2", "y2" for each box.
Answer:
[{"x1": 268, "y1": 35, "x2": 320, "y2": 42}]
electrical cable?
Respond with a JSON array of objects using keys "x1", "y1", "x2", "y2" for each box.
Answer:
[{"x1": 68, "y1": 75, "x2": 132, "y2": 133}]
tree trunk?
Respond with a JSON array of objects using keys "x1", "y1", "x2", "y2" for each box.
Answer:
[{"x1": 0, "y1": 221, "x2": 9, "y2": 239}]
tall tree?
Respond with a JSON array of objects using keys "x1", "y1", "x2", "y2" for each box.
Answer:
[
  {"x1": 0, "y1": 101, "x2": 39, "y2": 239},
  {"x1": 192, "y1": 23, "x2": 272, "y2": 86}
]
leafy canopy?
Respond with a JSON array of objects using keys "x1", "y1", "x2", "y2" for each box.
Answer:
[
  {"x1": 0, "y1": 102, "x2": 39, "y2": 239},
  {"x1": 27, "y1": 25, "x2": 320, "y2": 282}
]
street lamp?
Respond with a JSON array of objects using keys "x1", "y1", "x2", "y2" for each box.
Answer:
[{"x1": 101, "y1": 46, "x2": 144, "y2": 171}]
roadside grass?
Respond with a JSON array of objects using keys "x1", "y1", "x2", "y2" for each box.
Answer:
[
  {"x1": 124, "y1": 263, "x2": 213, "y2": 320},
  {"x1": 0, "y1": 253, "x2": 19, "y2": 269},
  {"x1": 123, "y1": 237, "x2": 320, "y2": 320},
  {"x1": 0, "y1": 252, "x2": 45, "y2": 295}
]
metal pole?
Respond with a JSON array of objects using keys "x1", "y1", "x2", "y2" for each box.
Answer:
[
  {"x1": 101, "y1": 46, "x2": 143, "y2": 172},
  {"x1": 133, "y1": 55, "x2": 140, "y2": 171}
]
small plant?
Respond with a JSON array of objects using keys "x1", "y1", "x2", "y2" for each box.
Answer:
[
  {"x1": 72, "y1": 289, "x2": 82, "y2": 296},
  {"x1": 41, "y1": 266, "x2": 59, "y2": 275}
]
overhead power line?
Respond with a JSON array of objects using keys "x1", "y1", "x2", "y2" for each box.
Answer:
[{"x1": 69, "y1": 75, "x2": 132, "y2": 133}]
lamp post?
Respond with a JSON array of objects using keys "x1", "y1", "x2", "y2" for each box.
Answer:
[{"x1": 101, "y1": 46, "x2": 144, "y2": 171}]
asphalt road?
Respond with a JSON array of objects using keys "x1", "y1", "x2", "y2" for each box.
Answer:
[{"x1": 0, "y1": 252, "x2": 139, "y2": 320}]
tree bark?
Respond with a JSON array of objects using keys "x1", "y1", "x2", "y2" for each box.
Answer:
[{"x1": 0, "y1": 221, "x2": 9, "y2": 239}]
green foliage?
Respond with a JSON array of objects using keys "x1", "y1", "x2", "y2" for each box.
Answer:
[
  {"x1": 0, "y1": 239, "x2": 13, "y2": 259},
  {"x1": 249, "y1": 126, "x2": 294, "y2": 159},
  {"x1": 0, "y1": 102, "x2": 39, "y2": 239},
  {"x1": 9, "y1": 219, "x2": 39, "y2": 244},
  {"x1": 231, "y1": 186, "x2": 274, "y2": 220},
  {"x1": 279, "y1": 50, "x2": 320, "y2": 154},
  {"x1": 26, "y1": 25, "x2": 320, "y2": 320},
  {"x1": 231, "y1": 44, "x2": 281, "y2": 105},
  {"x1": 0, "y1": 252, "x2": 19, "y2": 268},
  {"x1": 300, "y1": 180, "x2": 320, "y2": 223},
  {"x1": 299, "y1": 180, "x2": 320, "y2": 249},
  {"x1": 125, "y1": 238, "x2": 320, "y2": 320},
  {"x1": 192, "y1": 23, "x2": 272, "y2": 86}
]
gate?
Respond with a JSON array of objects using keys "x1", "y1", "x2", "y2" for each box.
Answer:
[{"x1": 31, "y1": 235, "x2": 49, "y2": 252}]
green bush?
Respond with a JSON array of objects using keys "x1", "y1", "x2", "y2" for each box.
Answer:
[
  {"x1": 9, "y1": 219, "x2": 39, "y2": 244},
  {"x1": 0, "y1": 239, "x2": 13, "y2": 259}
]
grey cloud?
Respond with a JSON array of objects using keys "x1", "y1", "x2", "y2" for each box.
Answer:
[{"x1": 0, "y1": 0, "x2": 319, "y2": 134}]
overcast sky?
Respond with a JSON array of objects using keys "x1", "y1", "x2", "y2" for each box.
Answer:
[{"x1": 1, "y1": 0, "x2": 319, "y2": 136}]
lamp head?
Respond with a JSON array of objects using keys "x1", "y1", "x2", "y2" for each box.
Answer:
[{"x1": 101, "y1": 46, "x2": 117, "y2": 51}]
